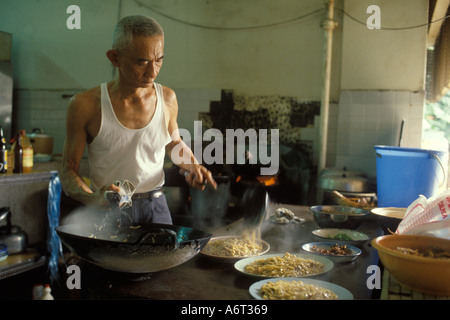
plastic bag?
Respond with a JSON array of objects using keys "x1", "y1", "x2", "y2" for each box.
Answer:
[
  {"x1": 47, "y1": 171, "x2": 62, "y2": 284},
  {"x1": 396, "y1": 189, "x2": 450, "y2": 239},
  {"x1": 104, "y1": 180, "x2": 136, "y2": 208}
]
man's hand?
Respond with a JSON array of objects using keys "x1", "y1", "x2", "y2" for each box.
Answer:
[
  {"x1": 180, "y1": 165, "x2": 217, "y2": 190},
  {"x1": 93, "y1": 183, "x2": 122, "y2": 209}
]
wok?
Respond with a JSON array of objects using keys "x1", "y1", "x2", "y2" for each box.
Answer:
[{"x1": 56, "y1": 223, "x2": 212, "y2": 273}]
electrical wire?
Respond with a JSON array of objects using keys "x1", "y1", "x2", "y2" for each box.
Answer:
[
  {"x1": 134, "y1": 0, "x2": 326, "y2": 30},
  {"x1": 134, "y1": 1, "x2": 450, "y2": 32},
  {"x1": 336, "y1": 7, "x2": 450, "y2": 31}
]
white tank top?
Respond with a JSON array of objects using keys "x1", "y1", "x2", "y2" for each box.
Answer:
[{"x1": 87, "y1": 82, "x2": 171, "y2": 193}]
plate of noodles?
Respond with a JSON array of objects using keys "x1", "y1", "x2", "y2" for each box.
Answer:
[
  {"x1": 200, "y1": 235, "x2": 270, "y2": 263},
  {"x1": 249, "y1": 277, "x2": 353, "y2": 300},
  {"x1": 234, "y1": 252, "x2": 333, "y2": 278}
]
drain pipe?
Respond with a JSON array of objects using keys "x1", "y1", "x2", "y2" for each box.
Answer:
[{"x1": 318, "y1": 0, "x2": 337, "y2": 175}]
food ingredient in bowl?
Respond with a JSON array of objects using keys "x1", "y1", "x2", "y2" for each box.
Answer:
[
  {"x1": 202, "y1": 237, "x2": 263, "y2": 257},
  {"x1": 244, "y1": 252, "x2": 326, "y2": 277},
  {"x1": 312, "y1": 228, "x2": 369, "y2": 245},
  {"x1": 396, "y1": 246, "x2": 450, "y2": 260},
  {"x1": 323, "y1": 208, "x2": 358, "y2": 215},
  {"x1": 260, "y1": 280, "x2": 338, "y2": 300},
  {"x1": 371, "y1": 235, "x2": 450, "y2": 296},
  {"x1": 330, "y1": 190, "x2": 376, "y2": 209},
  {"x1": 310, "y1": 244, "x2": 352, "y2": 256},
  {"x1": 329, "y1": 233, "x2": 353, "y2": 241}
]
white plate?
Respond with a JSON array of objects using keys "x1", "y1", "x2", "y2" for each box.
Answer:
[
  {"x1": 371, "y1": 207, "x2": 406, "y2": 219},
  {"x1": 234, "y1": 253, "x2": 333, "y2": 278},
  {"x1": 249, "y1": 277, "x2": 353, "y2": 300},
  {"x1": 312, "y1": 228, "x2": 369, "y2": 246}
]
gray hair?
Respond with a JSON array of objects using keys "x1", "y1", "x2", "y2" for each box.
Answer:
[{"x1": 112, "y1": 15, "x2": 164, "y2": 50}]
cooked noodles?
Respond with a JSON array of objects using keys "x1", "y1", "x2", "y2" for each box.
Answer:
[
  {"x1": 202, "y1": 236, "x2": 263, "y2": 257},
  {"x1": 245, "y1": 252, "x2": 326, "y2": 277},
  {"x1": 260, "y1": 280, "x2": 338, "y2": 300}
]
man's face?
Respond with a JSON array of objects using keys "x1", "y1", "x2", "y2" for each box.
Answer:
[{"x1": 116, "y1": 34, "x2": 164, "y2": 88}]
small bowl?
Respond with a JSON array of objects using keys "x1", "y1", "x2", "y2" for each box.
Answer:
[
  {"x1": 310, "y1": 205, "x2": 370, "y2": 229},
  {"x1": 372, "y1": 235, "x2": 450, "y2": 296},
  {"x1": 200, "y1": 235, "x2": 270, "y2": 263},
  {"x1": 312, "y1": 228, "x2": 369, "y2": 246},
  {"x1": 371, "y1": 207, "x2": 406, "y2": 234},
  {"x1": 302, "y1": 241, "x2": 361, "y2": 263}
]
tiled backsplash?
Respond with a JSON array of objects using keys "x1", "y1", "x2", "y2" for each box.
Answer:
[{"x1": 332, "y1": 90, "x2": 424, "y2": 177}]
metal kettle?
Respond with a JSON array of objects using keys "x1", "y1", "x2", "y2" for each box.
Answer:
[{"x1": 0, "y1": 207, "x2": 28, "y2": 254}]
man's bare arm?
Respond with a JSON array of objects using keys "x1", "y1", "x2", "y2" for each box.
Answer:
[
  {"x1": 164, "y1": 87, "x2": 216, "y2": 190},
  {"x1": 60, "y1": 94, "x2": 118, "y2": 208}
]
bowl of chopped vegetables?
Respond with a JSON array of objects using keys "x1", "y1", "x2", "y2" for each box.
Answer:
[
  {"x1": 312, "y1": 228, "x2": 369, "y2": 247},
  {"x1": 301, "y1": 241, "x2": 362, "y2": 263}
]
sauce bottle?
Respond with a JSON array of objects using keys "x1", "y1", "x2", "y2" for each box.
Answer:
[
  {"x1": 20, "y1": 130, "x2": 33, "y2": 173},
  {"x1": 13, "y1": 133, "x2": 23, "y2": 173}
]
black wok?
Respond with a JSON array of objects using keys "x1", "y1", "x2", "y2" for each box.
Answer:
[{"x1": 56, "y1": 223, "x2": 212, "y2": 273}]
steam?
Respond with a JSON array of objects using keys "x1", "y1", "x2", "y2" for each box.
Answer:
[
  {"x1": 60, "y1": 206, "x2": 121, "y2": 239},
  {"x1": 61, "y1": 206, "x2": 103, "y2": 226},
  {"x1": 189, "y1": 181, "x2": 230, "y2": 231}
]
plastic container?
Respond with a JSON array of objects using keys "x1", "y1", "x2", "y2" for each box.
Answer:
[
  {"x1": 40, "y1": 284, "x2": 54, "y2": 300},
  {"x1": 0, "y1": 244, "x2": 7, "y2": 261},
  {"x1": 374, "y1": 145, "x2": 447, "y2": 208}
]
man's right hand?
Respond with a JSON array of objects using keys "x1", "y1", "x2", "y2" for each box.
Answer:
[{"x1": 95, "y1": 183, "x2": 122, "y2": 209}]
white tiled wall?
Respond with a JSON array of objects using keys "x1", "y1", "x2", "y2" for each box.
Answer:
[
  {"x1": 13, "y1": 87, "x2": 222, "y2": 154},
  {"x1": 331, "y1": 90, "x2": 424, "y2": 177},
  {"x1": 13, "y1": 89, "x2": 77, "y2": 154}
]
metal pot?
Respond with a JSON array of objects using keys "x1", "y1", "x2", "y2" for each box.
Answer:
[
  {"x1": 0, "y1": 207, "x2": 28, "y2": 254},
  {"x1": 319, "y1": 174, "x2": 371, "y2": 192},
  {"x1": 320, "y1": 167, "x2": 367, "y2": 178},
  {"x1": 317, "y1": 167, "x2": 373, "y2": 204},
  {"x1": 29, "y1": 128, "x2": 54, "y2": 155}
]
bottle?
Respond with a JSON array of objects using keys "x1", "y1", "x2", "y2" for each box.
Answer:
[
  {"x1": 40, "y1": 284, "x2": 54, "y2": 300},
  {"x1": 20, "y1": 130, "x2": 33, "y2": 173},
  {"x1": 13, "y1": 133, "x2": 23, "y2": 173},
  {"x1": 0, "y1": 127, "x2": 7, "y2": 174}
]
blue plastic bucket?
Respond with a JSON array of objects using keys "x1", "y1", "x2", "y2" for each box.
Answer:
[{"x1": 374, "y1": 145, "x2": 447, "y2": 208}]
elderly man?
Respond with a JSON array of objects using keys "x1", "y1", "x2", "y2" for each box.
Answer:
[{"x1": 60, "y1": 15, "x2": 216, "y2": 224}]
